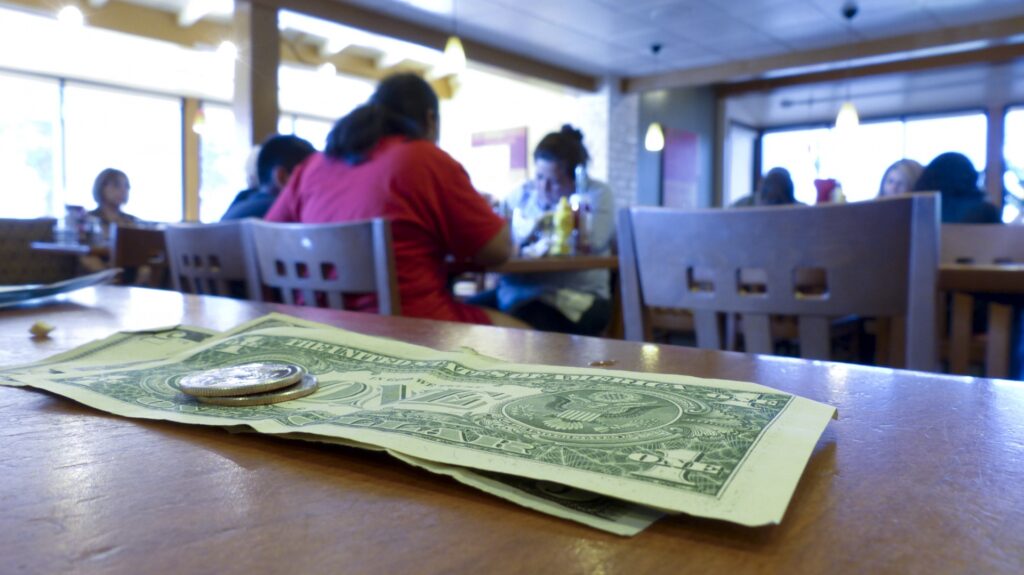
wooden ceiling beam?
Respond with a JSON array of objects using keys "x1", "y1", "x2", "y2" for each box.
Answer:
[
  {"x1": 623, "y1": 15, "x2": 1024, "y2": 93},
  {"x1": 1, "y1": 0, "x2": 409, "y2": 91},
  {"x1": 252, "y1": 0, "x2": 599, "y2": 91},
  {"x1": 716, "y1": 42, "x2": 1024, "y2": 97}
]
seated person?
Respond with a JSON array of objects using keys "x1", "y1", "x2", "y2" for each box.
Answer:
[
  {"x1": 80, "y1": 166, "x2": 147, "y2": 280},
  {"x1": 757, "y1": 167, "x2": 799, "y2": 206},
  {"x1": 471, "y1": 125, "x2": 615, "y2": 336},
  {"x1": 89, "y1": 168, "x2": 140, "y2": 236},
  {"x1": 731, "y1": 167, "x2": 799, "y2": 207},
  {"x1": 914, "y1": 152, "x2": 1000, "y2": 223},
  {"x1": 266, "y1": 73, "x2": 525, "y2": 328},
  {"x1": 222, "y1": 135, "x2": 315, "y2": 221},
  {"x1": 878, "y1": 159, "x2": 923, "y2": 197}
]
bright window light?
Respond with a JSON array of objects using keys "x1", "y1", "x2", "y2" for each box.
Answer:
[
  {"x1": 57, "y1": 6, "x2": 84, "y2": 26},
  {"x1": 217, "y1": 40, "x2": 238, "y2": 61}
]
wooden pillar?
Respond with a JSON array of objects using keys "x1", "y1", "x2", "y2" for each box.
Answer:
[
  {"x1": 986, "y1": 101, "x2": 1005, "y2": 210},
  {"x1": 233, "y1": 0, "x2": 279, "y2": 149},
  {"x1": 183, "y1": 97, "x2": 201, "y2": 222},
  {"x1": 985, "y1": 63, "x2": 1009, "y2": 210}
]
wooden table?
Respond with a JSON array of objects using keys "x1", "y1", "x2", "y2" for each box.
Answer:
[
  {"x1": 30, "y1": 240, "x2": 110, "y2": 258},
  {"x1": 938, "y1": 264, "x2": 1024, "y2": 378},
  {"x1": 2, "y1": 287, "x2": 1022, "y2": 574},
  {"x1": 449, "y1": 254, "x2": 618, "y2": 275}
]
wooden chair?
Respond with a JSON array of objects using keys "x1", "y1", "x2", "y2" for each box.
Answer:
[
  {"x1": 110, "y1": 224, "x2": 169, "y2": 288},
  {"x1": 164, "y1": 220, "x2": 260, "y2": 300},
  {"x1": 617, "y1": 195, "x2": 940, "y2": 371},
  {"x1": 941, "y1": 224, "x2": 1024, "y2": 378},
  {"x1": 248, "y1": 219, "x2": 400, "y2": 315},
  {"x1": 0, "y1": 218, "x2": 76, "y2": 284}
]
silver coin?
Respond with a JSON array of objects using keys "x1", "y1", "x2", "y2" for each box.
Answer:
[
  {"x1": 196, "y1": 374, "x2": 319, "y2": 407},
  {"x1": 178, "y1": 362, "x2": 306, "y2": 397}
]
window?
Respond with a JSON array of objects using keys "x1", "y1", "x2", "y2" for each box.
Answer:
[
  {"x1": 760, "y1": 111, "x2": 987, "y2": 205},
  {"x1": 725, "y1": 123, "x2": 758, "y2": 206},
  {"x1": 293, "y1": 116, "x2": 333, "y2": 150},
  {"x1": 1003, "y1": 107, "x2": 1024, "y2": 222},
  {"x1": 0, "y1": 72, "x2": 62, "y2": 218},
  {"x1": 63, "y1": 83, "x2": 183, "y2": 222},
  {"x1": 760, "y1": 127, "x2": 830, "y2": 205},
  {"x1": 904, "y1": 113, "x2": 987, "y2": 173},
  {"x1": 198, "y1": 103, "x2": 248, "y2": 222}
]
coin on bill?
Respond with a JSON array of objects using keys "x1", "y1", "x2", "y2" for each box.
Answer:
[
  {"x1": 196, "y1": 374, "x2": 319, "y2": 407},
  {"x1": 178, "y1": 362, "x2": 306, "y2": 397}
]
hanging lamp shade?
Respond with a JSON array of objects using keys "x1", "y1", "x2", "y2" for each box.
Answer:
[
  {"x1": 443, "y1": 35, "x2": 466, "y2": 72},
  {"x1": 644, "y1": 122, "x2": 665, "y2": 152},
  {"x1": 835, "y1": 101, "x2": 859, "y2": 130}
]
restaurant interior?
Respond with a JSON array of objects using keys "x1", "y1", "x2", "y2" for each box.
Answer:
[{"x1": 2, "y1": 0, "x2": 1024, "y2": 572}]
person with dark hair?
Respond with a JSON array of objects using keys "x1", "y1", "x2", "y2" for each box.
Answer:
[
  {"x1": 221, "y1": 135, "x2": 315, "y2": 221},
  {"x1": 471, "y1": 125, "x2": 616, "y2": 335},
  {"x1": 914, "y1": 152, "x2": 1000, "y2": 223},
  {"x1": 757, "y1": 167, "x2": 797, "y2": 206},
  {"x1": 89, "y1": 167, "x2": 140, "y2": 235},
  {"x1": 730, "y1": 167, "x2": 799, "y2": 207},
  {"x1": 266, "y1": 73, "x2": 524, "y2": 327}
]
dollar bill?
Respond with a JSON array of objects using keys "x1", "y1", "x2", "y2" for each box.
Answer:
[
  {"x1": 2, "y1": 315, "x2": 662, "y2": 535},
  {"x1": 0, "y1": 325, "x2": 218, "y2": 385},
  {"x1": 2, "y1": 317, "x2": 836, "y2": 527}
]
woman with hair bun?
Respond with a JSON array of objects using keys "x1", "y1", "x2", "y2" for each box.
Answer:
[
  {"x1": 471, "y1": 125, "x2": 616, "y2": 335},
  {"x1": 266, "y1": 73, "x2": 524, "y2": 327}
]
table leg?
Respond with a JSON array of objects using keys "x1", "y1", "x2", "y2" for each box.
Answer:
[
  {"x1": 949, "y1": 293, "x2": 973, "y2": 375},
  {"x1": 985, "y1": 303, "x2": 1013, "y2": 379}
]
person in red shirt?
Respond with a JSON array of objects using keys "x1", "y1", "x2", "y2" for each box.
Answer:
[{"x1": 266, "y1": 73, "x2": 526, "y2": 328}]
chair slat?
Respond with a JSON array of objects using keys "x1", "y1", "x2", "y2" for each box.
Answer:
[
  {"x1": 693, "y1": 310, "x2": 720, "y2": 350},
  {"x1": 742, "y1": 314, "x2": 773, "y2": 355}
]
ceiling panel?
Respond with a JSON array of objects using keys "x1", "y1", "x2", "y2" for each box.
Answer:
[{"x1": 116, "y1": 0, "x2": 1024, "y2": 84}]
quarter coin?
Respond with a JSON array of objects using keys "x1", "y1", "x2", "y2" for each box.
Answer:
[
  {"x1": 178, "y1": 362, "x2": 306, "y2": 397},
  {"x1": 196, "y1": 374, "x2": 319, "y2": 407}
]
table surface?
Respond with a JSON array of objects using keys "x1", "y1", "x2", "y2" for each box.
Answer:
[
  {"x1": 938, "y1": 263, "x2": 1024, "y2": 294},
  {"x1": 450, "y1": 254, "x2": 618, "y2": 275},
  {"x1": 1, "y1": 287, "x2": 1022, "y2": 574},
  {"x1": 30, "y1": 240, "x2": 109, "y2": 258}
]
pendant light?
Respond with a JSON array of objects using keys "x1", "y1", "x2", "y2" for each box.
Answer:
[
  {"x1": 835, "y1": 2, "x2": 859, "y2": 130},
  {"x1": 443, "y1": 0, "x2": 466, "y2": 73},
  {"x1": 644, "y1": 43, "x2": 665, "y2": 152},
  {"x1": 644, "y1": 123, "x2": 665, "y2": 152}
]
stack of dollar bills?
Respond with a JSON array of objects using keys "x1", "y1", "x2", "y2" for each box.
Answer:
[{"x1": 0, "y1": 313, "x2": 836, "y2": 536}]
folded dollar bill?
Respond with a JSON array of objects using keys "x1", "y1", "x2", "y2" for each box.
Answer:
[{"x1": 2, "y1": 313, "x2": 835, "y2": 530}]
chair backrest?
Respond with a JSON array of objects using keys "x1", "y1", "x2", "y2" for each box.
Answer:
[
  {"x1": 165, "y1": 220, "x2": 260, "y2": 300},
  {"x1": 248, "y1": 219, "x2": 400, "y2": 315},
  {"x1": 0, "y1": 218, "x2": 76, "y2": 284},
  {"x1": 110, "y1": 224, "x2": 168, "y2": 288},
  {"x1": 617, "y1": 195, "x2": 940, "y2": 371},
  {"x1": 941, "y1": 224, "x2": 1024, "y2": 264}
]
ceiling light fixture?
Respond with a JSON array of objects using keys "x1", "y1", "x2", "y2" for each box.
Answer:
[
  {"x1": 835, "y1": 1, "x2": 860, "y2": 131},
  {"x1": 644, "y1": 43, "x2": 665, "y2": 152},
  {"x1": 442, "y1": 0, "x2": 466, "y2": 73}
]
